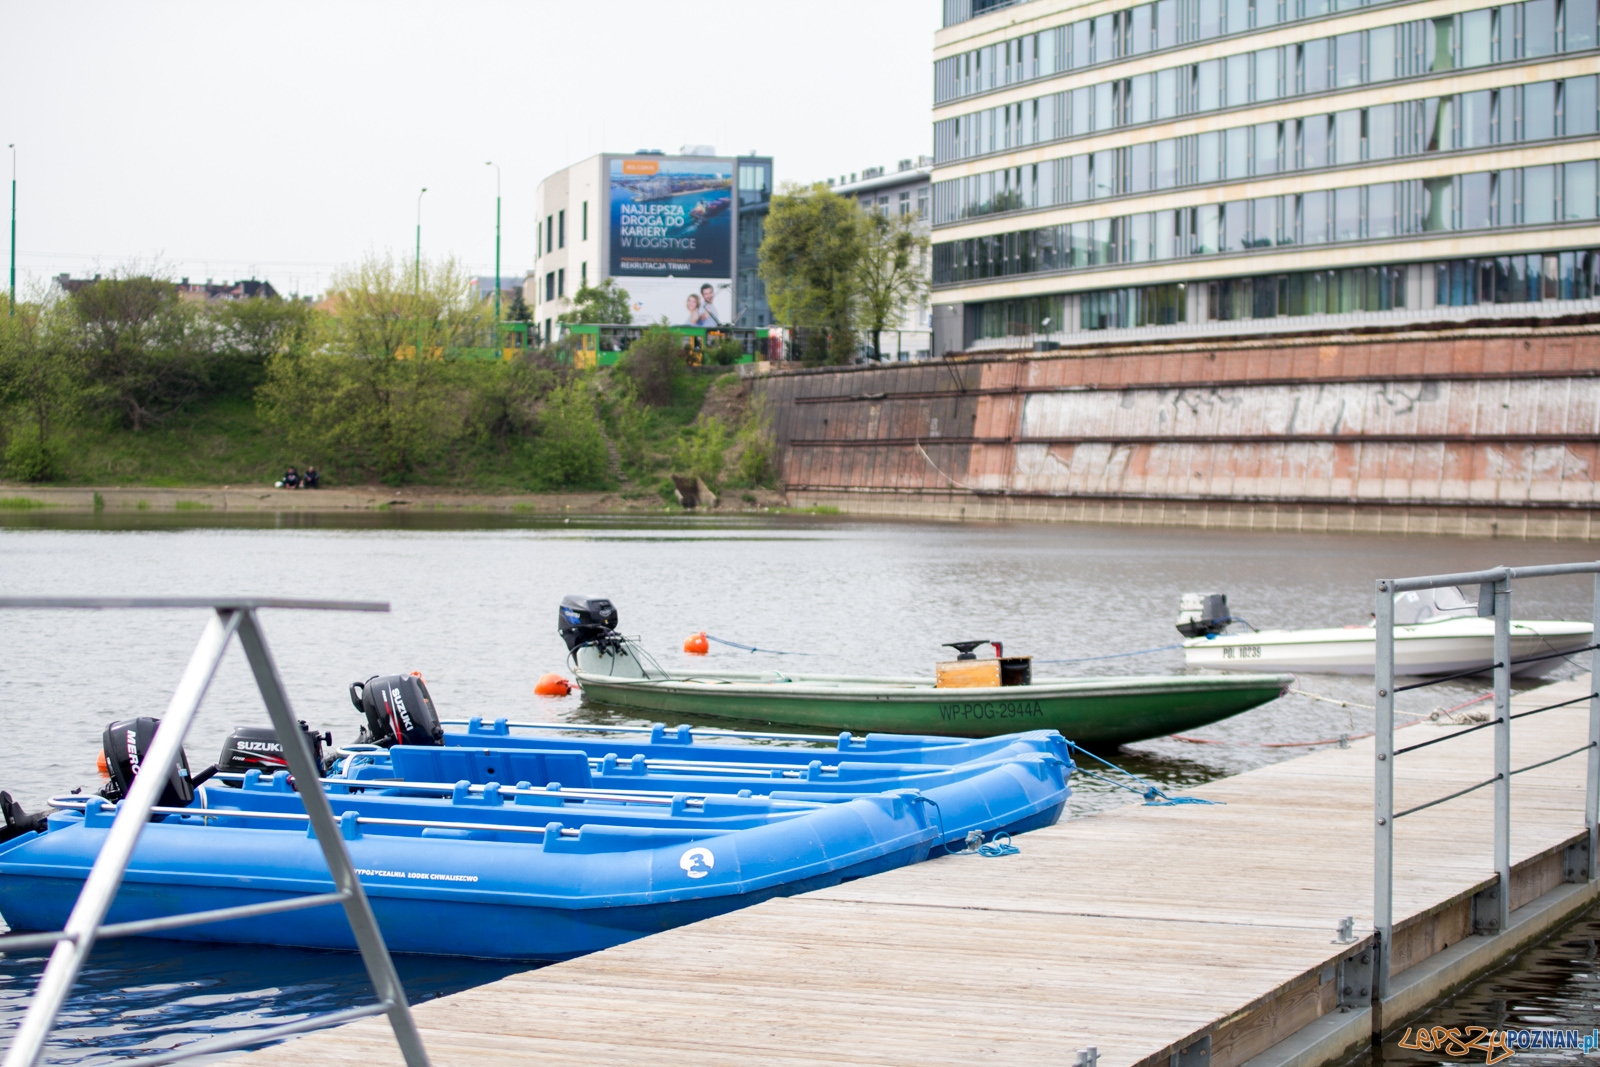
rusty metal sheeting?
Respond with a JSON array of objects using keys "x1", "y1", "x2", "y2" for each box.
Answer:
[{"x1": 1018, "y1": 378, "x2": 1600, "y2": 441}]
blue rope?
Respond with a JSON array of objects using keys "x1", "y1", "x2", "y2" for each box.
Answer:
[
  {"x1": 1067, "y1": 742, "x2": 1221, "y2": 807},
  {"x1": 1036, "y1": 643, "x2": 1184, "y2": 665},
  {"x1": 703, "y1": 634, "x2": 815, "y2": 656},
  {"x1": 911, "y1": 795, "x2": 1020, "y2": 856},
  {"x1": 977, "y1": 831, "x2": 1020, "y2": 857}
]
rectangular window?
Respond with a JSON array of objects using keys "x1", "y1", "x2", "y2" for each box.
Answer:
[
  {"x1": 1070, "y1": 154, "x2": 1090, "y2": 200},
  {"x1": 1225, "y1": 126, "x2": 1250, "y2": 179},
  {"x1": 1460, "y1": 8, "x2": 1495, "y2": 65},
  {"x1": 1422, "y1": 177, "x2": 1452, "y2": 230},
  {"x1": 1425, "y1": 97, "x2": 1450, "y2": 152},
  {"x1": 1091, "y1": 149, "x2": 1117, "y2": 196},
  {"x1": 1090, "y1": 218, "x2": 1113, "y2": 264},
  {"x1": 1302, "y1": 191, "x2": 1330, "y2": 243},
  {"x1": 1334, "y1": 32, "x2": 1362, "y2": 86},
  {"x1": 545, "y1": 271, "x2": 555, "y2": 300},
  {"x1": 1156, "y1": 68, "x2": 1180, "y2": 119},
  {"x1": 1093, "y1": 81, "x2": 1114, "y2": 129},
  {"x1": 1302, "y1": 38, "x2": 1329, "y2": 93},
  {"x1": 1226, "y1": 52, "x2": 1250, "y2": 106},
  {"x1": 1225, "y1": 0, "x2": 1249, "y2": 34},
  {"x1": 1197, "y1": 59, "x2": 1221, "y2": 110},
  {"x1": 1333, "y1": 109, "x2": 1362, "y2": 163},
  {"x1": 1092, "y1": 13, "x2": 1114, "y2": 60},
  {"x1": 899, "y1": 190, "x2": 911, "y2": 215},
  {"x1": 1155, "y1": 208, "x2": 1178, "y2": 258},
  {"x1": 581, "y1": 262, "x2": 587, "y2": 285},
  {"x1": 1366, "y1": 104, "x2": 1396, "y2": 159},
  {"x1": 1198, "y1": 0, "x2": 1222, "y2": 38},
  {"x1": 1131, "y1": 3, "x2": 1154, "y2": 53},
  {"x1": 1525, "y1": 0, "x2": 1558, "y2": 55},
  {"x1": 1568, "y1": 76, "x2": 1598, "y2": 136},
  {"x1": 918, "y1": 188, "x2": 930, "y2": 218},
  {"x1": 1131, "y1": 73, "x2": 1153, "y2": 123},
  {"x1": 1156, "y1": 139, "x2": 1179, "y2": 188},
  {"x1": 1197, "y1": 131, "x2": 1222, "y2": 182},
  {"x1": 1461, "y1": 171, "x2": 1495, "y2": 229},
  {"x1": 1070, "y1": 20, "x2": 1090, "y2": 67},
  {"x1": 1071, "y1": 87, "x2": 1091, "y2": 133},
  {"x1": 558, "y1": 210, "x2": 565, "y2": 249},
  {"x1": 1523, "y1": 82, "x2": 1558, "y2": 140},
  {"x1": 1368, "y1": 24, "x2": 1398, "y2": 80},
  {"x1": 1127, "y1": 212, "x2": 1154, "y2": 261},
  {"x1": 1254, "y1": 48, "x2": 1281, "y2": 102},
  {"x1": 1458, "y1": 90, "x2": 1495, "y2": 147},
  {"x1": 1565, "y1": 161, "x2": 1598, "y2": 219},
  {"x1": 1254, "y1": 122, "x2": 1281, "y2": 174},
  {"x1": 1195, "y1": 204, "x2": 1221, "y2": 253},
  {"x1": 582, "y1": 202, "x2": 589, "y2": 241},
  {"x1": 557, "y1": 267, "x2": 565, "y2": 297},
  {"x1": 1368, "y1": 182, "x2": 1397, "y2": 237},
  {"x1": 1255, "y1": 0, "x2": 1282, "y2": 27},
  {"x1": 546, "y1": 215, "x2": 554, "y2": 253},
  {"x1": 1155, "y1": 0, "x2": 1177, "y2": 47},
  {"x1": 1301, "y1": 115, "x2": 1329, "y2": 169},
  {"x1": 1569, "y1": 0, "x2": 1598, "y2": 48},
  {"x1": 1251, "y1": 197, "x2": 1277, "y2": 246},
  {"x1": 1428, "y1": 16, "x2": 1454, "y2": 72},
  {"x1": 1333, "y1": 186, "x2": 1361, "y2": 241},
  {"x1": 1522, "y1": 165, "x2": 1557, "y2": 223},
  {"x1": 1130, "y1": 142, "x2": 1153, "y2": 192}
]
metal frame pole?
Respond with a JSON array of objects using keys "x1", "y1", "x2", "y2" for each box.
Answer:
[
  {"x1": 235, "y1": 610, "x2": 431, "y2": 1067},
  {"x1": 1374, "y1": 578, "x2": 1395, "y2": 999},
  {"x1": 1492, "y1": 575, "x2": 1513, "y2": 933},
  {"x1": 2, "y1": 611, "x2": 240, "y2": 1067},
  {"x1": 1589, "y1": 572, "x2": 1600, "y2": 879}
]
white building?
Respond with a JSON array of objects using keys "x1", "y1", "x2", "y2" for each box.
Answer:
[{"x1": 829, "y1": 156, "x2": 937, "y2": 359}]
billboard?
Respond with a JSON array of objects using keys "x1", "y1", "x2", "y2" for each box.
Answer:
[
  {"x1": 619, "y1": 277, "x2": 735, "y2": 328},
  {"x1": 608, "y1": 156, "x2": 733, "y2": 280}
]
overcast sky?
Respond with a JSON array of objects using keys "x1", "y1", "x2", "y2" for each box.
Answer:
[{"x1": 1, "y1": 1, "x2": 939, "y2": 297}]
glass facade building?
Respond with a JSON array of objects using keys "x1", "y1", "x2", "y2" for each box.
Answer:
[{"x1": 930, "y1": 0, "x2": 1600, "y2": 350}]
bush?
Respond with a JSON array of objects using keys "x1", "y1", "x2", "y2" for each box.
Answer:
[
  {"x1": 617, "y1": 325, "x2": 686, "y2": 407},
  {"x1": 673, "y1": 416, "x2": 728, "y2": 490},
  {"x1": 706, "y1": 337, "x2": 745, "y2": 366},
  {"x1": 4, "y1": 435, "x2": 55, "y2": 481},
  {"x1": 533, "y1": 379, "x2": 609, "y2": 489}
]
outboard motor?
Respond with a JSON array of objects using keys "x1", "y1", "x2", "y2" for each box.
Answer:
[
  {"x1": 558, "y1": 594, "x2": 618, "y2": 652},
  {"x1": 218, "y1": 721, "x2": 334, "y2": 775},
  {"x1": 100, "y1": 716, "x2": 196, "y2": 808},
  {"x1": 350, "y1": 673, "x2": 443, "y2": 748},
  {"x1": 1176, "y1": 593, "x2": 1232, "y2": 638}
]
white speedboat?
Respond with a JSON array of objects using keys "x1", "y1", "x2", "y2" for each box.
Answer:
[{"x1": 1177, "y1": 588, "x2": 1593, "y2": 677}]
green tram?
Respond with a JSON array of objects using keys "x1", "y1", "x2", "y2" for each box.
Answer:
[{"x1": 561, "y1": 324, "x2": 772, "y2": 369}]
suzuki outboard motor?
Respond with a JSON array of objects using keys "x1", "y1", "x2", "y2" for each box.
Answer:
[
  {"x1": 350, "y1": 673, "x2": 443, "y2": 748},
  {"x1": 1176, "y1": 593, "x2": 1232, "y2": 638},
  {"x1": 218, "y1": 721, "x2": 334, "y2": 775},
  {"x1": 558, "y1": 595, "x2": 618, "y2": 652},
  {"x1": 100, "y1": 716, "x2": 195, "y2": 808}
]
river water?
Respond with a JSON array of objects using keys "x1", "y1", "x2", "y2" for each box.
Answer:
[{"x1": 0, "y1": 511, "x2": 1595, "y2": 1062}]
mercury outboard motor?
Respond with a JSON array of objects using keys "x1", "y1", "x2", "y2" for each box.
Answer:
[
  {"x1": 350, "y1": 673, "x2": 443, "y2": 748},
  {"x1": 100, "y1": 716, "x2": 196, "y2": 808},
  {"x1": 1176, "y1": 593, "x2": 1232, "y2": 638},
  {"x1": 218, "y1": 721, "x2": 334, "y2": 775},
  {"x1": 558, "y1": 594, "x2": 618, "y2": 652}
]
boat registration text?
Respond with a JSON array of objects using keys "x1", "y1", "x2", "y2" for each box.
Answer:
[
  {"x1": 937, "y1": 699, "x2": 1045, "y2": 722},
  {"x1": 1222, "y1": 645, "x2": 1262, "y2": 659}
]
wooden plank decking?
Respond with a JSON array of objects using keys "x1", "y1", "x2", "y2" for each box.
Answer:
[{"x1": 240, "y1": 675, "x2": 1599, "y2": 1067}]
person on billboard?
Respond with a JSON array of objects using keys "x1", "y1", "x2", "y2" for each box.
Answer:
[
  {"x1": 685, "y1": 293, "x2": 715, "y2": 327},
  {"x1": 699, "y1": 283, "x2": 722, "y2": 325}
]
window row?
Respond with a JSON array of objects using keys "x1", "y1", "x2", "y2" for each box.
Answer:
[
  {"x1": 967, "y1": 250, "x2": 1597, "y2": 338},
  {"x1": 934, "y1": 1, "x2": 1600, "y2": 162},
  {"x1": 932, "y1": 163, "x2": 1600, "y2": 284},
  {"x1": 941, "y1": 0, "x2": 1594, "y2": 97},
  {"x1": 933, "y1": 77, "x2": 1598, "y2": 223}
]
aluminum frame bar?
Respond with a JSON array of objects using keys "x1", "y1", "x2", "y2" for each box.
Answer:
[
  {"x1": 1374, "y1": 578, "x2": 1395, "y2": 999},
  {"x1": 2, "y1": 610, "x2": 240, "y2": 1067},
  {"x1": 235, "y1": 610, "x2": 430, "y2": 1067},
  {"x1": 1493, "y1": 577, "x2": 1513, "y2": 934},
  {"x1": 1590, "y1": 574, "x2": 1600, "y2": 879}
]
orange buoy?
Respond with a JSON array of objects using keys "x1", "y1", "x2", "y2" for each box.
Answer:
[
  {"x1": 96, "y1": 750, "x2": 109, "y2": 779},
  {"x1": 683, "y1": 631, "x2": 709, "y2": 655},
  {"x1": 535, "y1": 673, "x2": 572, "y2": 697}
]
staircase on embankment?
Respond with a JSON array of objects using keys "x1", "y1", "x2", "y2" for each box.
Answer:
[{"x1": 750, "y1": 320, "x2": 1600, "y2": 540}]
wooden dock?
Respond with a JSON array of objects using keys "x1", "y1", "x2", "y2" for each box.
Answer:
[{"x1": 241, "y1": 675, "x2": 1600, "y2": 1067}]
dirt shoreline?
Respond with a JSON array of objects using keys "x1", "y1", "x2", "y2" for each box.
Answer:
[{"x1": 0, "y1": 484, "x2": 788, "y2": 513}]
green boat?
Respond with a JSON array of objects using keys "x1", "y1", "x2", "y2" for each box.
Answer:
[{"x1": 557, "y1": 598, "x2": 1294, "y2": 747}]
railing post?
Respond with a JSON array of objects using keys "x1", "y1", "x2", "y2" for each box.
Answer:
[
  {"x1": 1, "y1": 610, "x2": 241, "y2": 1067},
  {"x1": 1374, "y1": 578, "x2": 1395, "y2": 1000},
  {"x1": 234, "y1": 609, "x2": 431, "y2": 1067},
  {"x1": 1589, "y1": 572, "x2": 1600, "y2": 879},
  {"x1": 1493, "y1": 574, "x2": 1512, "y2": 933}
]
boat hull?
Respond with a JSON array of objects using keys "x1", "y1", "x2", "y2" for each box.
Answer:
[
  {"x1": 574, "y1": 672, "x2": 1293, "y2": 747},
  {"x1": 1183, "y1": 620, "x2": 1593, "y2": 676}
]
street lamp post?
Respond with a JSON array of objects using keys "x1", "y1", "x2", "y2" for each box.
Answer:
[
  {"x1": 486, "y1": 162, "x2": 501, "y2": 328},
  {"x1": 414, "y1": 187, "x2": 427, "y2": 294},
  {"x1": 8, "y1": 144, "x2": 15, "y2": 317}
]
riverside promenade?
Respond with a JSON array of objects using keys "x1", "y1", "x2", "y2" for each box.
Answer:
[{"x1": 240, "y1": 674, "x2": 1600, "y2": 1067}]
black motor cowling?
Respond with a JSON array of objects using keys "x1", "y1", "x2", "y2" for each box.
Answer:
[
  {"x1": 350, "y1": 673, "x2": 443, "y2": 748},
  {"x1": 218, "y1": 721, "x2": 333, "y2": 775},
  {"x1": 1176, "y1": 593, "x2": 1232, "y2": 638},
  {"x1": 100, "y1": 716, "x2": 195, "y2": 808},
  {"x1": 558, "y1": 594, "x2": 617, "y2": 652}
]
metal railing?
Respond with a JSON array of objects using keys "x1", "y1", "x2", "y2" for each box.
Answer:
[
  {"x1": 0, "y1": 597, "x2": 431, "y2": 1067},
  {"x1": 1373, "y1": 564, "x2": 1600, "y2": 998}
]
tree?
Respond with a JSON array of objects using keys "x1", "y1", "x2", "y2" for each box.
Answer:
[
  {"x1": 856, "y1": 212, "x2": 930, "y2": 361},
  {"x1": 507, "y1": 289, "x2": 532, "y2": 322},
  {"x1": 212, "y1": 296, "x2": 316, "y2": 395},
  {"x1": 558, "y1": 278, "x2": 632, "y2": 325},
  {"x1": 758, "y1": 183, "x2": 864, "y2": 365},
  {"x1": 0, "y1": 299, "x2": 76, "y2": 479},
  {"x1": 616, "y1": 324, "x2": 686, "y2": 407},
  {"x1": 65, "y1": 275, "x2": 217, "y2": 429}
]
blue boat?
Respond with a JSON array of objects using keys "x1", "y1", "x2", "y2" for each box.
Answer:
[{"x1": 0, "y1": 726, "x2": 1071, "y2": 961}]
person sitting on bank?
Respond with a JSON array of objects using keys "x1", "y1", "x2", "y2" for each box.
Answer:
[
  {"x1": 302, "y1": 466, "x2": 320, "y2": 489},
  {"x1": 281, "y1": 467, "x2": 300, "y2": 489}
]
